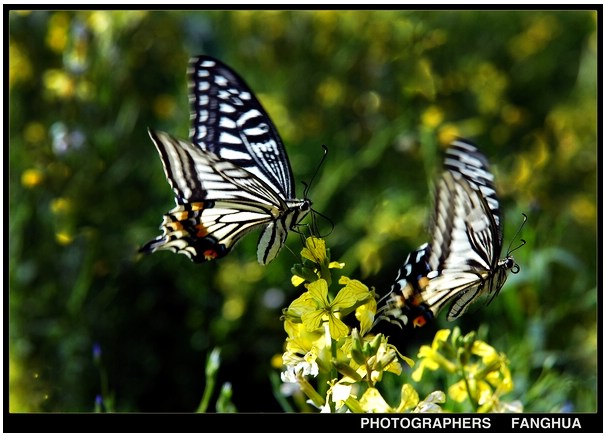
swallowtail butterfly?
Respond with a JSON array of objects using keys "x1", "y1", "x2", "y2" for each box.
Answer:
[
  {"x1": 376, "y1": 139, "x2": 521, "y2": 328},
  {"x1": 140, "y1": 56, "x2": 311, "y2": 264}
]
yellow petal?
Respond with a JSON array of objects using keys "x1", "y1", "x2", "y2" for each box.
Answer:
[
  {"x1": 359, "y1": 387, "x2": 392, "y2": 413},
  {"x1": 432, "y1": 329, "x2": 451, "y2": 349},
  {"x1": 306, "y1": 279, "x2": 330, "y2": 306},
  {"x1": 355, "y1": 300, "x2": 376, "y2": 335},
  {"x1": 397, "y1": 383, "x2": 420, "y2": 412},
  {"x1": 472, "y1": 339, "x2": 498, "y2": 361},
  {"x1": 302, "y1": 309, "x2": 326, "y2": 331},
  {"x1": 328, "y1": 315, "x2": 350, "y2": 339},
  {"x1": 285, "y1": 292, "x2": 316, "y2": 318},
  {"x1": 448, "y1": 380, "x2": 468, "y2": 403},
  {"x1": 301, "y1": 237, "x2": 327, "y2": 264},
  {"x1": 291, "y1": 275, "x2": 306, "y2": 287}
]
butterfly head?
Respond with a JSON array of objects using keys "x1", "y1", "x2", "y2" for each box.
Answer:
[
  {"x1": 501, "y1": 255, "x2": 519, "y2": 274},
  {"x1": 299, "y1": 199, "x2": 312, "y2": 213}
]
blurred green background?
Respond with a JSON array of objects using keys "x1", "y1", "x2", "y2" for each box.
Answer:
[{"x1": 9, "y1": 10, "x2": 597, "y2": 412}]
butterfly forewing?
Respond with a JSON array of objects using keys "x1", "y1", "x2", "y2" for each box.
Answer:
[
  {"x1": 426, "y1": 139, "x2": 515, "y2": 320},
  {"x1": 189, "y1": 56, "x2": 295, "y2": 199}
]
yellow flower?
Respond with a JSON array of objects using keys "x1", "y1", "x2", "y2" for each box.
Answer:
[
  {"x1": 281, "y1": 327, "x2": 327, "y2": 383},
  {"x1": 301, "y1": 237, "x2": 328, "y2": 264},
  {"x1": 412, "y1": 329, "x2": 456, "y2": 381},
  {"x1": 328, "y1": 379, "x2": 355, "y2": 410},
  {"x1": 448, "y1": 378, "x2": 495, "y2": 405},
  {"x1": 302, "y1": 279, "x2": 350, "y2": 339},
  {"x1": 300, "y1": 278, "x2": 373, "y2": 340},
  {"x1": 291, "y1": 237, "x2": 344, "y2": 286}
]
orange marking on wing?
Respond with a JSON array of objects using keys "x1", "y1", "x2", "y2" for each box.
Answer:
[
  {"x1": 196, "y1": 224, "x2": 209, "y2": 238},
  {"x1": 173, "y1": 211, "x2": 189, "y2": 221},
  {"x1": 167, "y1": 222, "x2": 184, "y2": 231},
  {"x1": 418, "y1": 276, "x2": 429, "y2": 289},
  {"x1": 203, "y1": 249, "x2": 218, "y2": 260},
  {"x1": 413, "y1": 316, "x2": 427, "y2": 328},
  {"x1": 411, "y1": 294, "x2": 425, "y2": 306}
]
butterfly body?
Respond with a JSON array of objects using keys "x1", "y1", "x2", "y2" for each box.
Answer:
[
  {"x1": 140, "y1": 56, "x2": 310, "y2": 265},
  {"x1": 376, "y1": 139, "x2": 520, "y2": 328}
]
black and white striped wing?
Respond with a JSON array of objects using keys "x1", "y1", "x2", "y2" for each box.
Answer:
[
  {"x1": 424, "y1": 139, "x2": 515, "y2": 320},
  {"x1": 141, "y1": 56, "x2": 311, "y2": 265},
  {"x1": 374, "y1": 243, "x2": 436, "y2": 329},
  {"x1": 188, "y1": 56, "x2": 296, "y2": 200},
  {"x1": 375, "y1": 139, "x2": 518, "y2": 330},
  {"x1": 141, "y1": 129, "x2": 309, "y2": 265}
]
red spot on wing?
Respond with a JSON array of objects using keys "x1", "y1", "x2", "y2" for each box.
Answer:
[
  {"x1": 203, "y1": 249, "x2": 218, "y2": 260},
  {"x1": 413, "y1": 316, "x2": 428, "y2": 328}
]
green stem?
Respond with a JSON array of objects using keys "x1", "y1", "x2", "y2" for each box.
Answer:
[
  {"x1": 196, "y1": 376, "x2": 215, "y2": 413},
  {"x1": 458, "y1": 356, "x2": 478, "y2": 413}
]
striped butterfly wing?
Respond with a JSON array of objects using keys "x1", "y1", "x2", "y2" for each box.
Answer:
[
  {"x1": 423, "y1": 139, "x2": 516, "y2": 320},
  {"x1": 374, "y1": 139, "x2": 518, "y2": 330},
  {"x1": 374, "y1": 243, "x2": 436, "y2": 329},
  {"x1": 140, "y1": 57, "x2": 310, "y2": 265},
  {"x1": 189, "y1": 56, "x2": 296, "y2": 200}
]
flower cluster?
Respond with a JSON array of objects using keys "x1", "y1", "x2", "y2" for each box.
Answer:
[
  {"x1": 279, "y1": 237, "x2": 444, "y2": 413},
  {"x1": 277, "y1": 237, "x2": 521, "y2": 413},
  {"x1": 412, "y1": 327, "x2": 523, "y2": 413}
]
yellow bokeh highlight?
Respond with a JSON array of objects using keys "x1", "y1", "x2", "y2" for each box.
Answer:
[
  {"x1": 508, "y1": 15, "x2": 557, "y2": 61},
  {"x1": 43, "y1": 70, "x2": 75, "y2": 99},
  {"x1": 222, "y1": 296, "x2": 245, "y2": 321},
  {"x1": 87, "y1": 11, "x2": 111, "y2": 34},
  {"x1": 570, "y1": 195, "x2": 596, "y2": 227},
  {"x1": 21, "y1": 169, "x2": 44, "y2": 188},
  {"x1": 50, "y1": 197, "x2": 72, "y2": 215},
  {"x1": 76, "y1": 80, "x2": 94, "y2": 101},
  {"x1": 24, "y1": 122, "x2": 46, "y2": 143},
  {"x1": 421, "y1": 105, "x2": 444, "y2": 128},
  {"x1": 438, "y1": 124, "x2": 460, "y2": 146},
  {"x1": 317, "y1": 77, "x2": 344, "y2": 107},
  {"x1": 153, "y1": 94, "x2": 177, "y2": 120},
  {"x1": 56, "y1": 231, "x2": 74, "y2": 245},
  {"x1": 501, "y1": 105, "x2": 523, "y2": 125},
  {"x1": 471, "y1": 63, "x2": 508, "y2": 115},
  {"x1": 46, "y1": 12, "x2": 70, "y2": 53},
  {"x1": 270, "y1": 353, "x2": 283, "y2": 369},
  {"x1": 9, "y1": 42, "x2": 33, "y2": 88}
]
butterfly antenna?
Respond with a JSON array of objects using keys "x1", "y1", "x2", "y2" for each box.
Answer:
[
  {"x1": 301, "y1": 145, "x2": 332, "y2": 237},
  {"x1": 303, "y1": 144, "x2": 329, "y2": 199},
  {"x1": 506, "y1": 213, "x2": 528, "y2": 256},
  {"x1": 311, "y1": 207, "x2": 334, "y2": 238}
]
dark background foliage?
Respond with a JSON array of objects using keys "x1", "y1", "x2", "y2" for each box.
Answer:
[{"x1": 8, "y1": 9, "x2": 598, "y2": 412}]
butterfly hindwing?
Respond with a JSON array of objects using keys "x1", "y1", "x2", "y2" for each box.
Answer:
[{"x1": 374, "y1": 243, "x2": 435, "y2": 329}]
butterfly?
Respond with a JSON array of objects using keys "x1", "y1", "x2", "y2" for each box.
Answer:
[
  {"x1": 375, "y1": 139, "x2": 523, "y2": 329},
  {"x1": 140, "y1": 56, "x2": 311, "y2": 265}
]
